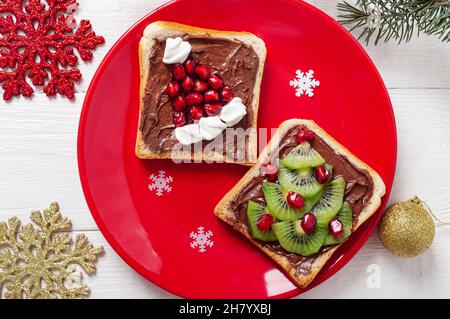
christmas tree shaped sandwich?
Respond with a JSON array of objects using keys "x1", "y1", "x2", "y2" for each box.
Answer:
[
  {"x1": 136, "y1": 21, "x2": 266, "y2": 164},
  {"x1": 215, "y1": 119, "x2": 386, "y2": 288}
]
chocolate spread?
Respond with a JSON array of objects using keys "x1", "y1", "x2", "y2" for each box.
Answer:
[
  {"x1": 139, "y1": 35, "x2": 259, "y2": 158},
  {"x1": 230, "y1": 126, "x2": 374, "y2": 275}
]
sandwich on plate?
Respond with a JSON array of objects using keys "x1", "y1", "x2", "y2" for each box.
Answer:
[
  {"x1": 136, "y1": 21, "x2": 266, "y2": 165},
  {"x1": 215, "y1": 119, "x2": 386, "y2": 288}
]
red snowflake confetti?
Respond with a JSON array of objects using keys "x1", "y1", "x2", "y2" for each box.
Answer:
[{"x1": 0, "y1": 0, "x2": 105, "y2": 100}]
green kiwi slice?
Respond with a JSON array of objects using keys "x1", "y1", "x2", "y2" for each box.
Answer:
[
  {"x1": 323, "y1": 201, "x2": 353, "y2": 246},
  {"x1": 272, "y1": 214, "x2": 328, "y2": 256},
  {"x1": 281, "y1": 142, "x2": 325, "y2": 170},
  {"x1": 312, "y1": 176, "x2": 345, "y2": 222},
  {"x1": 278, "y1": 165, "x2": 333, "y2": 198},
  {"x1": 303, "y1": 188, "x2": 324, "y2": 212},
  {"x1": 262, "y1": 182, "x2": 304, "y2": 221},
  {"x1": 247, "y1": 200, "x2": 277, "y2": 242}
]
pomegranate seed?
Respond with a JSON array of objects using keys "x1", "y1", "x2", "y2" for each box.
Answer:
[
  {"x1": 172, "y1": 95, "x2": 187, "y2": 112},
  {"x1": 172, "y1": 63, "x2": 186, "y2": 81},
  {"x1": 296, "y1": 128, "x2": 315, "y2": 143},
  {"x1": 173, "y1": 112, "x2": 186, "y2": 127},
  {"x1": 194, "y1": 80, "x2": 209, "y2": 93},
  {"x1": 262, "y1": 163, "x2": 278, "y2": 182},
  {"x1": 189, "y1": 105, "x2": 203, "y2": 120},
  {"x1": 208, "y1": 74, "x2": 224, "y2": 90},
  {"x1": 301, "y1": 213, "x2": 317, "y2": 234},
  {"x1": 187, "y1": 92, "x2": 203, "y2": 106},
  {"x1": 329, "y1": 219, "x2": 344, "y2": 237},
  {"x1": 204, "y1": 103, "x2": 222, "y2": 116},
  {"x1": 182, "y1": 76, "x2": 194, "y2": 92},
  {"x1": 256, "y1": 214, "x2": 274, "y2": 232},
  {"x1": 286, "y1": 191, "x2": 305, "y2": 209},
  {"x1": 221, "y1": 86, "x2": 233, "y2": 102},
  {"x1": 315, "y1": 165, "x2": 332, "y2": 184},
  {"x1": 166, "y1": 81, "x2": 180, "y2": 98},
  {"x1": 195, "y1": 64, "x2": 211, "y2": 80},
  {"x1": 204, "y1": 90, "x2": 220, "y2": 103},
  {"x1": 184, "y1": 58, "x2": 196, "y2": 75}
]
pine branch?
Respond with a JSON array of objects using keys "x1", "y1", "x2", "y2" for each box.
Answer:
[{"x1": 337, "y1": 0, "x2": 450, "y2": 44}]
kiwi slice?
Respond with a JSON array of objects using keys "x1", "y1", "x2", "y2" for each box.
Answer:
[
  {"x1": 304, "y1": 188, "x2": 324, "y2": 212},
  {"x1": 323, "y1": 201, "x2": 353, "y2": 246},
  {"x1": 281, "y1": 142, "x2": 325, "y2": 170},
  {"x1": 278, "y1": 165, "x2": 333, "y2": 198},
  {"x1": 272, "y1": 215, "x2": 328, "y2": 256},
  {"x1": 247, "y1": 200, "x2": 277, "y2": 242},
  {"x1": 262, "y1": 182, "x2": 304, "y2": 221},
  {"x1": 312, "y1": 176, "x2": 345, "y2": 222}
]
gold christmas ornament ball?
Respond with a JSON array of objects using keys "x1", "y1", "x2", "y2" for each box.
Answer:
[{"x1": 377, "y1": 197, "x2": 435, "y2": 258}]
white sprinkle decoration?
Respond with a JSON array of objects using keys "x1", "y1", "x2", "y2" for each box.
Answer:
[
  {"x1": 190, "y1": 226, "x2": 214, "y2": 253},
  {"x1": 289, "y1": 69, "x2": 320, "y2": 97},
  {"x1": 148, "y1": 170, "x2": 173, "y2": 196}
]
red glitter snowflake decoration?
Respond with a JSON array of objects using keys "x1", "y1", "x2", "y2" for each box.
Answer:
[{"x1": 0, "y1": 0, "x2": 104, "y2": 100}]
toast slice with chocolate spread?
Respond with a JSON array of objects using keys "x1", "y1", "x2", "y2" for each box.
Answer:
[
  {"x1": 136, "y1": 21, "x2": 266, "y2": 165},
  {"x1": 214, "y1": 119, "x2": 386, "y2": 289}
]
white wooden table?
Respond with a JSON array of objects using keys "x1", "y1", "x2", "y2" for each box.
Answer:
[{"x1": 1, "y1": 0, "x2": 449, "y2": 299}]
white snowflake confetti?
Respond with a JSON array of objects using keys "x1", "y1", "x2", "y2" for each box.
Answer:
[
  {"x1": 148, "y1": 170, "x2": 173, "y2": 196},
  {"x1": 190, "y1": 227, "x2": 214, "y2": 253},
  {"x1": 289, "y1": 69, "x2": 320, "y2": 97}
]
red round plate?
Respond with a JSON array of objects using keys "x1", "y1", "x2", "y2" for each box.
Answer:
[{"x1": 78, "y1": 0, "x2": 396, "y2": 298}]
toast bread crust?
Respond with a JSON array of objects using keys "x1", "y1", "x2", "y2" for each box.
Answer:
[
  {"x1": 214, "y1": 119, "x2": 386, "y2": 288},
  {"x1": 136, "y1": 21, "x2": 267, "y2": 165}
]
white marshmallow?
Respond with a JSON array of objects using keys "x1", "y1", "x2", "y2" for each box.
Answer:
[
  {"x1": 174, "y1": 124, "x2": 202, "y2": 145},
  {"x1": 162, "y1": 37, "x2": 191, "y2": 64},
  {"x1": 219, "y1": 97, "x2": 247, "y2": 127},
  {"x1": 199, "y1": 116, "x2": 227, "y2": 141}
]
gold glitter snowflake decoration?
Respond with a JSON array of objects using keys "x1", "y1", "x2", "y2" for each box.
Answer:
[{"x1": 0, "y1": 202, "x2": 103, "y2": 299}]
